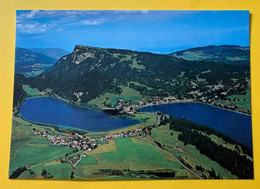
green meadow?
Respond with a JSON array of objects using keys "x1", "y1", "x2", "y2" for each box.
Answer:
[
  {"x1": 151, "y1": 124, "x2": 237, "y2": 179},
  {"x1": 88, "y1": 85, "x2": 144, "y2": 108},
  {"x1": 74, "y1": 137, "x2": 188, "y2": 179},
  {"x1": 9, "y1": 141, "x2": 70, "y2": 173},
  {"x1": 10, "y1": 112, "x2": 239, "y2": 179},
  {"x1": 228, "y1": 89, "x2": 251, "y2": 111}
]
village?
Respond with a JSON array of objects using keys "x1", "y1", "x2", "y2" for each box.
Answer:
[
  {"x1": 113, "y1": 93, "x2": 246, "y2": 115},
  {"x1": 31, "y1": 111, "x2": 166, "y2": 165}
]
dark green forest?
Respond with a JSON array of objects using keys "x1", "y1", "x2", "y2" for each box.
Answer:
[
  {"x1": 23, "y1": 45, "x2": 250, "y2": 104},
  {"x1": 168, "y1": 117, "x2": 253, "y2": 179},
  {"x1": 13, "y1": 74, "x2": 28, "y2": 108}
]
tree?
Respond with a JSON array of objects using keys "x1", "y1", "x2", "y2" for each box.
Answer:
[
  {"x1": 41, "y1": 169, "x2": 47, "y2": 176},
  {"x1": 9, "y1": 167, "x2": 27, "y2": 179},
  {"x1": 70, "y1": 171, "x2": 74, "y2": 179}
]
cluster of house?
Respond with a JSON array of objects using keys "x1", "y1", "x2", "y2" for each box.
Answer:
[
  {"x1": 113, "y1": 112, "x2": 165, "y2": 139},
  {"x1": 32, "y1": 128, "x2": 104, "y2": 152},
  {"x1": 32, "y1": 125, "x2": 152, "y2": 153},
  {"x1": 111, "y1": 126, "x2": 147, "y2": 139},
  {"x1": 32, "y1": 111, "x2": 164, "y2": 162},
  {"x1": 114, "y1": 91, "x2": 249, "y2": 114},
  {"x1": 115, "y1": 96, "x2": 193, "y2": 113}
]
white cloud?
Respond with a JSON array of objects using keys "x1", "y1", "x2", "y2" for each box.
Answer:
[
  {"x1": 25, "y1": 10, "x2": 39, "y2": 18},
  {"x1": 17, "y1": 10, "x2": 99, "y2": 20},
  {"x1": 17, "y1": 10, "x2": 39, "y2": 22},
  {"x1": 16, "y1": 22, "x2": 53, "y2": 34},
  {"x1": 81, "y1": 18, "x2": 106, "y2": 25}
]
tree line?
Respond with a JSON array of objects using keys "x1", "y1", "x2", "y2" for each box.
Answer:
[{"x1": 169, "y1": 117, "x2": 254, "y2": 179}]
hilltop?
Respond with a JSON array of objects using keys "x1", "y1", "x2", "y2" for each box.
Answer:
[{"x1": 169, "y1": 45, "x2": 249, "y2": 66}]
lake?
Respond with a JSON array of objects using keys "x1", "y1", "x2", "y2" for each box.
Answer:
[
  {"x1": 139, "y1": 102, "x2": 252, "y2": 148},
  {"x1": 19, "y1": 97, "x2": 139, "y2": 132}
]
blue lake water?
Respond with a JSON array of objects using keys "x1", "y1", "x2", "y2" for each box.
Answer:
[
  {"x1": 19, "y1": 97, "x2": 139, "y2": 132},
  {"x1": 139, "y1": 103, "x2": 252, "y2": 148}
]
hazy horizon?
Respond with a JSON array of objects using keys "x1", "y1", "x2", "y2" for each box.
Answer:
[{"x1": 16, "y1": 44, "x2": 250, "y2": 55}]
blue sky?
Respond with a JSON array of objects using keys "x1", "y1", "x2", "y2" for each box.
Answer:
[{"x1": 16, "y1": 10, "x2": 249, "y2": 54}]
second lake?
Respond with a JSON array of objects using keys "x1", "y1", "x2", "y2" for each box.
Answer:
[
  {"x1": 19, "y1": 97, "x2": 139, "y2": 132},
  {"x1": 139, "y1": 102, "x2": 252, "y2": 148}
]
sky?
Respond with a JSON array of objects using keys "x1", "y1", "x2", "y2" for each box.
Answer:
[{"x1": 15, "y1": 10, "x2": 249, "y2": 54}]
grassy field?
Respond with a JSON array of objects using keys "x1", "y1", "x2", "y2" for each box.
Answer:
[
  {"x1": 109, "y1": 96, "x2": 141, "y2": 106},
  {"x1": 42, "y1": 163, "x2": 72, "y2": 179},
  {"x1": 131, "y1": 59, "x2": 146, "y2": 70},
  {"x1": 228, "y1": 89, "x2": 251, "y2": 110},
  {"x1": 86, "y1": 140, "x2": 117, "y2": 155},
  {"x1": 131, "y1": 113, "x2": 157, "y2": 127},
  {"x1": 201, "y1": 69, "x2": 212, "y2": 74},
  {"x1": 9, "y1": 117, "x2": 72, "y2": 176},
  {"x1": 151, "y1": 124, "x2": 237, "y2": 179},
  {"x1": 22, "y1": 85, "x2": 53, "y2": 97},
  {"x1": 88, "y1": 85, "x2": 144, "y2": 108},
  {"x1": 111, "y1": 52, "x2": 146, "y2": 70},
  {"x1": 129, "y1": 81, "x2": 153, "y2": 90},
  {"x1": 196, "y1": 75, "x2": 207, "y2": 83},
  {"x1": 9, "y1": 141, "x2": 70, "y2": 173},
  {"x1": 74, "y1": 137, "x2": 187, "y2": 179},
  {"x1": 179, "y1": 71, "x2": 185, "y2": 77},
  {"x1": 22, "y1": 85, "x2": 40, "y2": 96},
  {"x1": 108, "y1": 85, "x2": 143, "y2": 105},
  {"x1": 10, "y1": 118, "x2": 36, "y2": 158},
  {"x1": 101, "y1": 137, "x2": 179, "y2": 167},
  {"x1": 78, "y1": 155, "x2": 98, "y2": 166},
  {"x1": 19, "y1": 162, "x2": 72, "y2": 179}
]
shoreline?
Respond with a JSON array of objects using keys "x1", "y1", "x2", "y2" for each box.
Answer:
[
  {"x1": 15, "y1": 115, "x2": 90, "y2": 133},
  {"x1": 16, "y1": 95, "x2": 251, "y2": 137},
  {"x1": 14, "y1": 97, "x2": 252, "y2": 147},
  {"x1": 20, "y1": 91, "x2": 251, "y2": 117},
  {"x1": 14, "y1": 113, "x2": 143, "y2": 136},
  {"x1": 138, "y1": 101, "x2": 251, "y2": 117}
]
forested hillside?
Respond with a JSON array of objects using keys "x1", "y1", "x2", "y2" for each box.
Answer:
[{"x1": 25, "y1": 45, "x2": 250, "y2": 105}]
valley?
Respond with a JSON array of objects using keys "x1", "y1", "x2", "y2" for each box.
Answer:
[
  {"x1": 11, "y1": 112, "x2": 249, "y2": 179},
  {"x1": 10, "y1": 44, "x2": 253, "y2": 180}
]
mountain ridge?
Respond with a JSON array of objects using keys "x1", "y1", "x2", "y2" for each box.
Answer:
[
  {"x1": 30, "y1": 48, "x2": 69, "y2": 60},
  {"x1": 169, "y1": 45, "x2": 249, "y2": 66},
  {"x1": 26, "y1": 44, "x2": 250, "y2": 108},
  {"x1": 15, "y1": 47, "x2": 56, "y2": 77}
]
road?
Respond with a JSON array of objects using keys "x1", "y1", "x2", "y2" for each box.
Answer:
[
  {"x1": 72, "y1": 152, "x2": 85, "y2": 168},
  {"x1": 65, "y1": 151, "x2": 85, "y2": 169},
  {"x1": 148, "y1": 135, "x2": 203, "y2": 179}
]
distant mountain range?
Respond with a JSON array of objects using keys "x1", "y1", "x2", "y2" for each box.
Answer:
[
  {"x1": 30, "y1": 48, "x2": 69, "y2": 60},
  {"x1": 169, "y1": 45, "x2": 249, "y2": 66},
  {"x1": 15, "y1": 47, "x2": 56, "y2": 65},
  {"x1": 15, "y1": 47, "x2": 57, "y2": 77}
]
